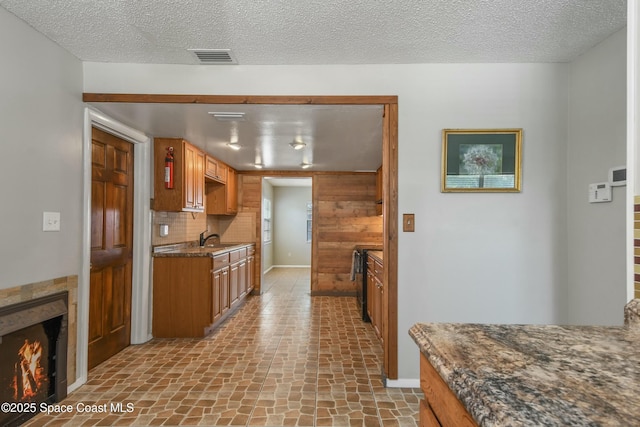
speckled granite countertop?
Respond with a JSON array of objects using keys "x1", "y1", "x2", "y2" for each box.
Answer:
[
  {"x1": 409, "y1": 299, "x2": 640, "y2": 426},
  {"x1": 152, "y1": 242, "x2": 253, "y2": 257}
]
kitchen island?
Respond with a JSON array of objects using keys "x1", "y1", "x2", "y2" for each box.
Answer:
[{"x1": 409, "y1": 299, "x2": 640, "y2": 426}]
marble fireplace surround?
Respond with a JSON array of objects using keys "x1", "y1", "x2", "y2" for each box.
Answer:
[{"x1": 0, "y1": 276, "x2": 77, "y2": 389}]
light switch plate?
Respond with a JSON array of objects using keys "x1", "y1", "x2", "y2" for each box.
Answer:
[
  {"x1": 403, "y1": 214, "x2": 415, "y2": 232},
  {"x1": 43, "y1": 211, "x2": 61, "y2": 231}
]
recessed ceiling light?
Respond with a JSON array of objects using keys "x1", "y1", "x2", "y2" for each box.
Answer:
[
  {"x1": 254, "y1": 162, "x2": 264, "y2": 169},
  {"x1": 227, "y1": 142, "x2": 241, "y2": 151},
  {"x1": 290, "y1": 139, "x2": 306, "y2": 150},
  {"x1": 301, "y1": 162, "x2": 312, "y2": 169},
  {"x1": 208, "y1": 112, "x2": 246, "y2": 121}
]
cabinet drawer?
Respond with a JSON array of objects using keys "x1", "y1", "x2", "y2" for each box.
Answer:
[
  {"x1": 213, "y1": 253, "x2": 229, "y2": 269},
  {"x1": 367, "y1": 259, "x2": 375, "y2": 273},
  {"x1": 374, "y1": 261, "x2": 383, "y2": 282},
  {"x1": 230, "y1": 248, "x2": 247, "y2": 262},
  {"x1": 247, "y1": 246, "x2": 255, "y2": 256}
]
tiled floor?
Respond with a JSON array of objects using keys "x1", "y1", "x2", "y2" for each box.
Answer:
[{"x1": 25, "y1": 267, "x2": 421, "y2": 427}]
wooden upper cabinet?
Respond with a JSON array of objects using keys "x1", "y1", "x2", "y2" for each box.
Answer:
[
  {"x1": 204, "y1": 154, "x2": 229, "y2": 184},
  {"x1": 205, "y1": 155, "x2": 218, "y2": 180},
  {"x1": 153, "y1": 138, "x2": 205, "y2": 212},
  {"x1": 193, "y1": 148, "x2": 205, "y2": 210},
  {"x1": 217, "y1": 162, "x2": 228, "y2": 184},
  {"x1": 206, "y1": 166, "x2": 238, "y2": 215},
  {"x1": 205, "y1": 155, "x2": 227, "y2": 183}
]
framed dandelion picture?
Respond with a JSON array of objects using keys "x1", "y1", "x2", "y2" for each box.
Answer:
[{"x1": 441, "y1": 129, "x2": 522, "y2": 192}]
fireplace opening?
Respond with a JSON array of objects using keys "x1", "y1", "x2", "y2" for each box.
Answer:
[{"x1": 0, "y1": 292, "x2": 68, "y2": 427}]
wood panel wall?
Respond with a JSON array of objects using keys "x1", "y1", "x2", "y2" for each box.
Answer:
[
  {"x1": 237, "y1": 172, "x2": 382, "y2": 295},
  {"x1": 238, "y1": 175, "x2": 263, "y2": 292},
  {"x1": 312, "y1": 174, "x2": 383, "y2": 294}
]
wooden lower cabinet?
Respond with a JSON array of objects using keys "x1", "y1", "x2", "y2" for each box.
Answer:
[
  {"x1": 367, "y1": 254, "x2": 384, "y2": 344},
  {"x1": 420, "y1": 400, "x2": 441, "y2": 427},
  {"x1": 212, "y1": 265, "x2": 229, "y2": 323},
  {"x1": 246, "y1": 252, "x2": 255, "y2": 294},
  {"x1": 230, "y1": 262, "x2": 239, "y2": 306},
  {"x1": 153, "y1": 244, "x2": 255, "y2": 338},
  {"x1": 419, "y1": 353, "x2": 477, "y2": 427}
]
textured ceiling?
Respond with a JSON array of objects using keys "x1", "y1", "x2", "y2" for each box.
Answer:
[
  {"x1": 0, "y1": 0, "x2": 627, "y2": 64},
  {"x1": 2, "y1": 0, "x2": 627, "y2": 172}
]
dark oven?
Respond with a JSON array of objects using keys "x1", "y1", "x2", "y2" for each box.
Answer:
[{"x1": 352, "y1": 246, "x2": 381, "y2": 322}]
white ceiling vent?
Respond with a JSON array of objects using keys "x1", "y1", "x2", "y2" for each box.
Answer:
[{"x1": 188, "y1": 49, "x2": 237, "y2": 64}]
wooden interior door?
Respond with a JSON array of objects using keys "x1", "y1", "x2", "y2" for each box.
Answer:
[{"x1": 89, "y1": 127, "x2": 133, "y2": 370}]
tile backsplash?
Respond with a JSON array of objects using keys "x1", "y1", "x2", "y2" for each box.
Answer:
[
  {"x1": 152, "y1": 211, "x2": 255, "y2": 246},
  {"x1": 152, "y1": 211, "x2": 208, "y2": 245}
]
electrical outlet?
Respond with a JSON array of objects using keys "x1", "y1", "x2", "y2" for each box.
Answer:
[{"x1": 43, "y1": 211, "x2": 61, "y2": 232}]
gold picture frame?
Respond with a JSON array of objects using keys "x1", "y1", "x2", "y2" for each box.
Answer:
[{"x1": 441, "y1": 129, "x2": 522, "y2": 193}]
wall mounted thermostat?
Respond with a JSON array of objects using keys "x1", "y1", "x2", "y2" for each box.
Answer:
[
  {"x1": 609, "y1": 166, "x2": 626, "y2": 187},
  {"x1": 588, "y1": 182, "x2": 612, "y2": 203}
]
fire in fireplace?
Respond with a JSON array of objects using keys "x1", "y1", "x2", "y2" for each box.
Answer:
[
  {"x1": 0, "y1": 292, "x2": 67, "y2": 427},
  {"x1": 15, "y1": 338, "x2": 46, "y2": 401}
]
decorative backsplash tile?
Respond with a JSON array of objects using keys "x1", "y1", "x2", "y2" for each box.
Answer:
[
  {"x1": 151, "y1": 211, "x2": 208, "y2": 245},
  {"x1": 218, "y1": 212, "x2": 256, "y2": 243},
  {"x1": 151, "y1": 210, "x2": 255, "y2": 246}
]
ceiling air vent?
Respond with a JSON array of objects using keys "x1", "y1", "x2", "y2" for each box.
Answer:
[{"x1": 188, "y1": 49, "x2": 237, "y2": 64}]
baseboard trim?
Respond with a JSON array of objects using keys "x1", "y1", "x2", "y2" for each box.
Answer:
[{"x1": 385, "y1": 378, "x2": 421, "y2": 388}]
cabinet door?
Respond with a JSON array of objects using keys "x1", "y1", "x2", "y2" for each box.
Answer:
[
  {"x1": 366, "y1": 269, "x2": 374, "y2": 322},
  {"x1": 229, "y1": 262, "x2": 239, "y2": 306},
  {"x1": 238, "y1": 260, "x2": 247, "y2": 298},
  {"x1": 212, "y1": 268, "x2": 222, "y2": 323},
  {"x1": 377, "y1": 277, "x2": 384, "y2": 345},
  {"x1": 246, "y1": 255, "x2": 255, "y2": 293},
  {"x1": 226, "y1": 168, "x2": 238, "y2": 213},
  {"x1": 221, "y1": 267, "x2": 230, "y2": 315},
  {"x1": 217, "y1": 162, "x2": 228, "y2": 184},
  {"x1": 184, "y1": 142, "x2": 197, "y2": 209},
  {"x1": 194, "y1": 150, "x2": 205, "y2": 210},
  {"x1": 205, "y1": 155, "x2": 218, "y2": 180},
  {"x1": 373, "y1": 276, "x2": 383, "y2": 341}
]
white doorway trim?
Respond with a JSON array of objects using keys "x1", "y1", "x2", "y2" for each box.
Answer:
[
  {"x1": 628, "y1": 1, "x2": 638, "y2": 302},
  {"x1": 74, "y1": 107, "x2": 152, "y2": 392}
]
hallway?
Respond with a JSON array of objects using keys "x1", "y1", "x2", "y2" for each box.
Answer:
[{"x1": 25, "y1": 268, "x2": 421, "y2": 427}]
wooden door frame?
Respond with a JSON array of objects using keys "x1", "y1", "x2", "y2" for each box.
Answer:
[{"x1": 83, "y1": 93, "x2": 399, "y2": 380}]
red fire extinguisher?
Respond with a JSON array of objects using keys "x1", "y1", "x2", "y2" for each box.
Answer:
[{"x1": 164, "y1": 147, "x2": 174, "y2": 189}]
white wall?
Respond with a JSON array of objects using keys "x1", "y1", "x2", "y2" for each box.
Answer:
[
  {"x1": 84, "y1": 61, "x2": 570, "y2": 379},
  {"x1": 273, "y1": 186, "x2": 312, "y2": 266},
  {"x1": 630, "y1": 1, "x2": 639, "y2": 303},
  {"x1": 0, "y1": 7, "x2": 83, "y2": 288},
  {"x1": 568, "y1": 29, "x2": 627, "y2": 325}
]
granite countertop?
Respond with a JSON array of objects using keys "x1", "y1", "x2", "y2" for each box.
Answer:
[
  {"x1": 409, "y1": 300, "x2": 640, "y2": 426},
  {"x1": 153, "y1": 242, "x2": 253, "y2": 257}
]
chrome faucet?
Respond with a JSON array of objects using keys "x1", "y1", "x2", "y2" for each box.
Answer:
[{"x1": 199, "y1": 231, "x2": 220, "y2": 247}]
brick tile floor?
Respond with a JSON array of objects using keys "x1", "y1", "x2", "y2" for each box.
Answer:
[{"x1": 23, "y1": 268, "x2": 421, "y2": 426}]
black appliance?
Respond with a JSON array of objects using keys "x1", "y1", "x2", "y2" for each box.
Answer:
[{"x1": 352, "y1": 245, "x2": 382, "y2": 322}]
